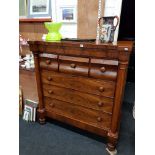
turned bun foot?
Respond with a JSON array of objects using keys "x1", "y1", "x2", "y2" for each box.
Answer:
[
  {"x1": 39, "y1": 118, "x2": 46, "y2": 125},
  {"x1": 107, "y1": 131, "x2": 118, "y2": 154},
  {"x1": 106, "y1": 147, "x2": 117, "y2": 155},
  {"x1": 37, "y1": 108, "x2": 46, "y2": 125},
  {"x1": 107, "y1": 143, "x2": 116, "y2": 151}
]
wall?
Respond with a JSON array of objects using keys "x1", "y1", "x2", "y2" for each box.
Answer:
[
  {"x1": 19, "y1": 0, "x2": 27, "y2": 17},
  {"x1": 19, "y1": 0, "x2": 122, "y2": 40},
  {"x1": 52, "y1": 0, "x2": 77, "y2": 38},
  {"x1": 53, "y1": 0, "x2": 122, "y2": 41}
]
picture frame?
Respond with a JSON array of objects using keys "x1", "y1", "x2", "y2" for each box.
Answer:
[
  {"x1": 59, "y1": 6, "x2": 77, "y2": 23},
  {"x1": 28, "y1": 0, "x2": 51, "y2": 18}
]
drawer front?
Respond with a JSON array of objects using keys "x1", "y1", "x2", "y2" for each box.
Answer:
[
  {"x1": 43, "y1": 84, "x2": 113, "y2": 114},
  {"x1": 39, "y1": 56, "x2": 58, "y2": 71},
  {"x1": 59, "y1": 56, "x2": 89, "y2": 76},
  {"x1": 44, "y1": 97, "x2": 112, "y2": 129},
  {"x1": 90, "y1": 59, "x2": 118, "y2": 81},
  {"x1": 41, "y1": 70, "x2": 115, "y2": 98}
]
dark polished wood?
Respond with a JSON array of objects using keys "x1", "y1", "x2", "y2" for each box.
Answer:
[
  {"x1": 33, "y1": 52, "x2": 45, "y2": 124},
  {"x1": 41, "y1": 70, "x2": 115, "y2": 98},
  {"x1": 45, "y1": 97, "x2": 111, "y2": 129},
  {"x1": 40, "y1": 57, "x2": 58, "y2": 71},
  {"x1": 43, "y1": 83, "x2": 113, "y2": 113},
  {"x1": 19, "y1": 18, "x2": 52, "y2": 23},
  {"x1": 90, "y1": 60, "x2": 118, "y2": 81},
  {"x1": 28, "y1": 40, "x2": 133, "y2": 152}
]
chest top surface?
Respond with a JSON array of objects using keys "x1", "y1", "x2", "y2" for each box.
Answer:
[{"x1": 28, "y1": 41, "x2": 133, "y2": 62}]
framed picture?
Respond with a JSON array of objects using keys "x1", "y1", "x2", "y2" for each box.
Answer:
[
  {"x1": 60, "y1": 6, "x2": 77, "y2": 23},
  {"x1": 28, "y1": 0, "x2": 51, "y2": 18}
]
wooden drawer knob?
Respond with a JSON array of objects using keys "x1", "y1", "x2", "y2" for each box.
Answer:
[
  {"x1": 97, "y1": 117, "x2": 102, "y2": 122},
  {"x1": 98, "y1": 102, "x2": 103, "y2": 107},
  {"x1": 47, "y1": 76, "x2": 52, "y2": 81},
  {"x1": 99, "y1": 86, "x2": 104, "y2": 92},
  {"x1": 100, "y1": 67, "x2": 106, "y2": 73},
  {"x1": 49, "y1": 103, "x2": 55, "y2": 108},
  {"x1": 46, "y1": 60, "x2": 51, "y2": 65},
  {"x1": 48, "y1": 90, "x2": 53, "y2": 94},
  {"x1": 70, "y1": 63, "x2": 76, "y2": 68}
]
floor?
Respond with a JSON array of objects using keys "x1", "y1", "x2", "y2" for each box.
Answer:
[{"x1": 19, "y1": 70, "x2": 135, "y2": 155}]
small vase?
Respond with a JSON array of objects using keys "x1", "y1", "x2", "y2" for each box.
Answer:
[{"x1": 44, "y1": 22, "x2": 62, "y2": 41}]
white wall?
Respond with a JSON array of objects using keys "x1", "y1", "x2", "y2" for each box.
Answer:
[
  {"x1": 52, "y1": 0, "x2": 77, "y2": 38},
  {"x1": 52, "y1": 0, "x2": 122, "y2": 41}
]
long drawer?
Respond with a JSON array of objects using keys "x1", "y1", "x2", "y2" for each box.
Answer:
[
  {"x1": 41, "y1": 70, "x2": 115, "y2": 98},
  {"x1": 43, "y1": 84, "x2": 113, "y2": 114},
  {"x1": 44, "y1": 97, "x2": 112, "y2": 129}
]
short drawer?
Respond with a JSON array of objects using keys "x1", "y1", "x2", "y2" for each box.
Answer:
[
  {"x1": 43, "y1": 84, "x2": 113, "y2": 114},
  {"x1": 44, "y1": 97, "x2": 112, "y2": 129},
  {"x1": 59, "y1": 56, "x2": 89, "y2": 76},
  {"x1": 90, "y1": 59, "x2": 118, "y2": 81},
  {"x1": 41, "y1": 70, "x2": 115, "y2": 98},
  {"x1": 39, "y1": 54, "x2": 58, "y2": 71}
]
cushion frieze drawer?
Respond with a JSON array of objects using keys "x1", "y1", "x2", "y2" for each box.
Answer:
[
  {"x1": 41, "y1": 70, "x2": 115, "y2": 98},
  {"x1": 59, "y1": 56, "x2": 89, "y2": 76},
  {"x1": 39, "y1": 55, "x2": 58, "y2": 71},
  {"x1": 90, "y1": 58, "x2": 118, "y2": 81},
  {"x1": 43, "y1": 84, "x2": 114, "y2": 114},
  {"x1": 44, "y1": 97, "x2": 112, "y2": 129}
]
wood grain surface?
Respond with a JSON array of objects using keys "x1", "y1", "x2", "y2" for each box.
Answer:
[
  {"x1": 77, "y1": 0, "x2": 105, "y2": 39},
  {"x1": 44, "y1": 97, "x2": 112, "y2": 129},
  {"x1": 43, "y1": 84, "x2": 113, "y2": 114},
  {"x1": 41, "y1": 70, "x2": 115, "y2": 98}
]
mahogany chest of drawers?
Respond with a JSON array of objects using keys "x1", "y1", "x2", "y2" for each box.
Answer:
[{"x1": 28, "y1": 41, "x2": 133, "y2": 153}]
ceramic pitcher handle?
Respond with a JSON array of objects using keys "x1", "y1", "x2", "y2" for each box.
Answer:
[
  {"x1": 113, "y1": 16, "x2": 119, "y2": 30},
  {"x1": 98, "y1": 17, "x2": 104, "y2": 27}
]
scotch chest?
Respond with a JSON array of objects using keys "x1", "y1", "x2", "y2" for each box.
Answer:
[{"x1": 28, "y1": 41, "x2": 133, "y2": 153}]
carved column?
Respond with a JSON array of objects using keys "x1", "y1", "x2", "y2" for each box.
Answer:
[
  {"x1": 107, "y1": 60, "x2": 129, "y2": 151},
  {"x1": 33, "y1": 52, "x2": 46, "y2": 124}
]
